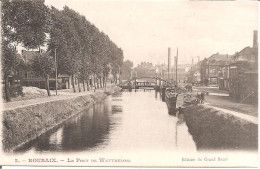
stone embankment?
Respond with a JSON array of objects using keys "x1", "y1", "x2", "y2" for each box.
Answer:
[
  {"x1": 2, "y1": 86, "x2": 121, "y2": 152},
  {"x1": 183, "y1": 104, "x2": 258, "y2": 150}
]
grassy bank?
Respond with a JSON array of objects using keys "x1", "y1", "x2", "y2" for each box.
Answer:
[
  {"x1": 2, "y1": 86, "x2": 121, "y2": 152},
  {"x1": 183, "y1": 105, "x2": 258, "y2": 151}
]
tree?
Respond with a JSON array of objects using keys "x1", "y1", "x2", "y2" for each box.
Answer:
[
  {"x1": 32, "y1": 52, "x2": 55, "y2": 96},
  {"x1": 2, "y1": 0, "x2": 49, "y2": 101},
  {"x1": 121, "y1": 60, "x2": 133, "y2": 80},
  {"x1": 187, "y1": 69, "x2": 195, "y2": 84},
  {"x1": 2, "y1": 0, "x2": 48, "y2": 49},
  {"x1": 1, "y1": 39, "x2": 20, "y2": 101}
]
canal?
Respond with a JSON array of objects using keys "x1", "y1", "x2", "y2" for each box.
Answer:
[
  {"x1": 15, "y1": 90, "x2": 197, "y2": 153},
  {"x1": 15, "y1": 89, "x2": 257, "y2": 153}
]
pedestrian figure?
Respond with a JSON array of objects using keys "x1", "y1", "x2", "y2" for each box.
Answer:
[
  {"x1": 194, "y1": 92, "x2": 200, "y2": 104},
  {"x1": 201, "y1": 90, "x2": 205, "y2": 103}
]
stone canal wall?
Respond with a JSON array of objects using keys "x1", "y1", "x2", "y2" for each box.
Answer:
[
  {"x1": 183, "y1": 105, "x2": 258, "y2": 150},
  {"x1": 2, "y1": 86, "x2": 121, "y2": 152}
]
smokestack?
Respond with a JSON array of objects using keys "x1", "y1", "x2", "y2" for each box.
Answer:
[
  {"x1": 168, "y1": 47, "x2": 171, "y2": 80},
  {"x1": 253, "y1": 30, "x2": 258, "y2": 48}
]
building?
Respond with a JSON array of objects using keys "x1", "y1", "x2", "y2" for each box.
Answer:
[
  {"x1": 218, "y1": 55, "x2": 233, "y2": 91},
  {"x1": 133, "y1": 62, "x2": 157, "y2": 78},
  {"x1": 21, "y1": 50, "x2": 70, "y2": 90},
  {"x1": 228, "y1": 31, "x2": 258, "y2": 103},
  {"x1": 186, "y1": 62, "x2": 201, "y2": 85},
  {"x1": 200, "y1": 53, "x2": 230, "y2": 86}
]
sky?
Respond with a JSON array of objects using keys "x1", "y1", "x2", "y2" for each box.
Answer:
[{"x1": 44, "y1": 0, "x2": 258, "y2": 66}]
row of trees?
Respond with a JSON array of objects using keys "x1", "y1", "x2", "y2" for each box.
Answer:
[{"x1": 2, "y1": 0, "x2": 124, "y2": 101}]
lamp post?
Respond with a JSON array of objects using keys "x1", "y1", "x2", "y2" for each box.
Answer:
[
  {"x1": 118, "y1": 66, "x2": 121, "y2": 84},
  {"x1": 53, "y1": 39, "x2": 58, "y2": 95},
  {"x1": 55, "y1": 48, "x2": 57, "y2": 95}
]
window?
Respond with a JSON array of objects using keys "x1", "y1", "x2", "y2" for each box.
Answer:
[{"x1": 210, "y1": 69, "x2": 216, "y2": 74}]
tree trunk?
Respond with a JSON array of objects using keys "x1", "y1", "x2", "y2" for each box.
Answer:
[
  {"x1": 83, "y1": 80, "x2": 86, "y2": 92},
  {"x1": 77, "y1": 78, "x2": 81, "y2": 92},
  {"x1": 103, "y1": 76, "x2": 105, "y2": 88},
  {"x1": 93, "y1": 74, "x2": 96, "y2": 89},
  {"x1": 4, "y1": 76, "x2": 10, "y2": 102},
  {"x1": 46, "y1": 75, "x2": 51, "y2": 96},
  {"x1": 68, "y1": 78, "x2": 70, "y2": 89},
  {"x1": 97, "y1": 78, "x2": 100, "y2": 89},
  {"x1": 100, "y1": 77, "x2": 103, "y2": 88},
  {"x1": 87, "y1": 80, "x2": 90, "y2": 91},
  {"x1": 89, "y1": 79, "x2": 92, "y2": 90},
  {"x1": 72, "y1": 74, "x2": 76, "y2": 93}
]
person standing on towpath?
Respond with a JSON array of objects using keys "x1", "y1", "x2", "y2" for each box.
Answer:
[{"x1": 200, "y1": 90, "x2": 206, "y2": 103}]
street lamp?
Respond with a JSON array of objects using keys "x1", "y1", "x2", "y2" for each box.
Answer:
[
  {"x1": 55, "y1": 48, "x2": 57, "y2": 95},
  {"x1": 52, "y1": 39, "x2": 59, "y2": 95},
  {"x1": 118, "y1": 66, "x2": 121, "y2": 84}
]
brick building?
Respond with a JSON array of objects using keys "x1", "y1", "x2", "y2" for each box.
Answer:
[
  {"x1": 228, "y1": 35, "x2": 258, "y2": 103},
  {"x1": 200, "y1": 53, "x2": 230, "y2": 86},
  {"x1": 218, "y1": 55, "x2": 233, "y2": 90}
]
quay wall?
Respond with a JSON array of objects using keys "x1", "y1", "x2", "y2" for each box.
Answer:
[
  {"x1": 2, "y1": 86, "x2": 121, "y2": 152},
  {"x1": 183, "y1": 105, "x2": 258, "y2": 150}
]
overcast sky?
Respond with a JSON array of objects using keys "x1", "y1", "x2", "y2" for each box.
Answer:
[{"x1": 45, "y1": 0, "x2": 258, "y2": 66}]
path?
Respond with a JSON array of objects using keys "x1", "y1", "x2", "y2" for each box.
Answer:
[
  {"x1": 192, "y1": 86, "x2": 258, "y2": 117},
  {"x1": 3, "y1": 89, "x2": 104, "y2": 111},
  {"x1": 203, "y1": 103, "x2": 258, "y2": 124}
]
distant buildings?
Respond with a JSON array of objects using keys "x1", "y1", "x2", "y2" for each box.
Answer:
[
  {"x1": 132, "y1": 62, "x2": 157, "y2": 78},
  {"x1": 129, "y1": 62, "x2": 190, "y2": 84},
  {"x1": 21, "y1": 50, "x2": 70, "y2": 90},
  {"x1": 188, "y1": 30, "x2": 258, "y2": 103}
]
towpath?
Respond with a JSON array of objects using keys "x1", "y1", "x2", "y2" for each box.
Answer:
[
  {"x1": 2, "y1": 88, "x2": 105, "y2": 111},
  {"x1": 192, "y1": 86, "x2": 258, "y2": 117},
  {"x1": 203, "y1": 103, "x2": 258, "y2": 124}
]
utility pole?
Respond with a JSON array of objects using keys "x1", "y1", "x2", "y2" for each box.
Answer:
[
  {"x1": 118, "y1": 66, "x2": 121, "y2": 84},
  {"x1": 168, "y1": 47, "x2": 171, "y2": 82},
  {"x1": 55, "y1": 48, "x2": 57, "y2": 95},
  {"x1": 176, "y1": 48, "x2": 178, "y2": 86}
]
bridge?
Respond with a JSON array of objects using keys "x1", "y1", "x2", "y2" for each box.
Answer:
[{"x1": 118, "y1": 76, "x2": 174, "y2": 90}]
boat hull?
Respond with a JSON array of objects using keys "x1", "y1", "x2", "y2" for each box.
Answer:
[{"x1": 165, "y1": 90, "x2": 178, "y2": 115}]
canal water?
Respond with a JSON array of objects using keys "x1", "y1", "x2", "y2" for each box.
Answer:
[
  {"x1": 15, "y1": 90, "x2": 197, "y2": 153},
  {"x1": 15, "y1": 89, "x2": 258, "y2": 154}
]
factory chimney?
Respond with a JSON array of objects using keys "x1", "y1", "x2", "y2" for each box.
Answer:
[
  {"x1": 253, "y1": 30, "x2": 258, "y2": 48},
  {"x1": 168, "y1": 47, "x2": 171, "y2": 80}
]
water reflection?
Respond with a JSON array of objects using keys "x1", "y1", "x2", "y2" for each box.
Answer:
[
  {"x1": 111, "y1": 105, "x2": 123, "y2": 114},
  {"x1": 16, "y1": 90, "x2": 197, "y2": 153},
  {"x1": 15, "y1": 89, "x2": 255, "y2": 153},
  {"x1": 16, "y1": 104, "x2": 112, "y2": 152}
]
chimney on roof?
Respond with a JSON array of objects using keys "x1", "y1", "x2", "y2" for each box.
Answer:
[{"x1": 253, "y1": 30, "x2": 258, "y2": 48}]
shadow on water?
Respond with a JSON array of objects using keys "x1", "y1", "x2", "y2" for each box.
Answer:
[
  {"x1": 111, "y1": 105, "x2": 123, "y2": 114},
  {"x1": 15, "y1": 103, "x2": 112, "y2": 153},
  {"x1": 156, "y1": 88, "x2": 258, "y2": 152},
  {"x1": 14, "y1": 89, "x2": 257, "y2": 153}
]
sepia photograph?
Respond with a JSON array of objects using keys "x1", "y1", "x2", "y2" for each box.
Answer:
[{"x1": 0, "y1": 0, "x2": 258, "y2": 167}]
